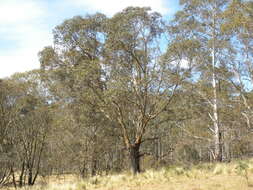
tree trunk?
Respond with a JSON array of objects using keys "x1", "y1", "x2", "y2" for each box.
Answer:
[
  {"x1": 28, "y1": 168, "x2": 33, "y2": 185},
  {"x1": 10, "y1": 166, "x2": 16, "y2": 189},
  {"x1": 212, "y1": 66, "x2": 222, "y2": 162},
  {"x1": 128, "y1": 144, "x2": 141, "y2": 174},
  {"x1": 80, "y1": 161, "x2": 87, "y2": 178},
  {"x1": 19, "y1": 162, "x2": 25, "y2": 187},
  {"x1": 211, "y1": 7, "x2": 222, "y2": 162},
  {"x1": 91, "y1": 158, "x2": 97, "y2": 176}
]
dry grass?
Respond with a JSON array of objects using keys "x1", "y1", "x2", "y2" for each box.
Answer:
[{"x1": 4, "y1": 159, "x2": 253, "y2": 190}]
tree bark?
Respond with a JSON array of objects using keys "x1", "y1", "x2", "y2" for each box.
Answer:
[
  {"x1": 28, "y1": 168, "x2": 33, "y2": 186},
  {"x1": 19, "y1": 162, "x2": 25, "y2": 187},
  {"x1": 211, "y1": 5, "x2": 222, "y2": 162},
  {"x1": 11, "y1": 166, "x2": 16, "y2": 189},
  {"x1": 91, "y1": 158, "x2": 97, "y2": 176},
  {"x1": 128, "y1": 144, "x2": 141, "y2": 174}
]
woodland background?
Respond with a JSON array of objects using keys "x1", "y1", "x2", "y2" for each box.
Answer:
[{"x1": 1, "y1": 0, "x2": 253, "y2": 187}]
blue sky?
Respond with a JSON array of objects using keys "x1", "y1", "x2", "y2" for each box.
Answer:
[{"x1": 0, "y1": 0, "x2": 180, "y2": 78}]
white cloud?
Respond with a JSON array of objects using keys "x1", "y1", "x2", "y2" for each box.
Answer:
[
  {"x1": 68, "y1": 0, "x2": 170, "y2": 16},
  {"x1": 0, "y1": 30, "x2": 52, "y2": 78},
  {"x1": 0, "y1": 0, "x2": 43, "y2": 24},
  {"x1": 0, "y1": 49, "x2": 37, "y2": 77},
  {"x1": 0, "y1": 0, "x2": 52, "y2": 78},
  {"x1": 0, "y1": 0, "x2": 174, "y2": 78}
]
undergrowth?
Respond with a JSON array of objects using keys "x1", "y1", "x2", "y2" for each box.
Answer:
[{"x1": 4, "y1": 158, "x2": 253, "y2": 190}]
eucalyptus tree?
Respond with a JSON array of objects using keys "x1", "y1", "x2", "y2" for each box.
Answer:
[
  {"x1": 0, "y1": 73, "x2": 50, "y2": 187},
  {"x1": 39, "y1": 7, "x2": 183, "y2": 174},
  {"x1": 101, "y1": 7, "x2": 183, "y2": 174},
  {"x1": 0, "y1": 79, "x2": 22, "y2": 187},
  {"x1": 168, "y1": 0, "x2": 233, "y2": 161},
  {"x1": 223, "y1": 0, "x2": 253, "y2": 131},
  {"x1": 211, "y1": 0, "x2": 253, "y2": 157},
  {"x1": 39, "y1": 13, "x2": 121, "y2": 176},
  {"x1": 9, "y1": 71, "x2": 52, "y2": 186}
]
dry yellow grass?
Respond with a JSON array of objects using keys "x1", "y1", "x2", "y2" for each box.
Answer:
[{"x1": 4, "y1": 159, "x2": 253, "y2": 190}]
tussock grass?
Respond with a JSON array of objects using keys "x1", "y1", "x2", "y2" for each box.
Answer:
[{"x1": 4, "y1": 159, "x2": 253, "y2": 190}]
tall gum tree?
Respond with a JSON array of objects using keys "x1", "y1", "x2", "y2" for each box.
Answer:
[
  {"x1": 39, "y1": 13, "x2": 112, "y2": 176},
  {"x1": 223, "y1": 0, "x2": 253, "y2": 131},
  {"x1": 168, "y1": 0, "x2": 232, "y2": 161},
  {"x1": 103, "y1": 7, "x2": 182, "y2": 174},
  {"x1": 0, "y1": 79, "x2": 23, "y2": 186},
  {"x1": 39, "y1": 7, "x2": 183, "y2": 174}
]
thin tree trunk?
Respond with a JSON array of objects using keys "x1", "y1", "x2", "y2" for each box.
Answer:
[
  {"x1": 91, "y1": 158, "x2": 97, "y2": 176},
  {"x1": 28, "y1": 168, "x2": 33, "y2": 186},
  {"x1": 211, "y1": 6, "x2": 222, "y2": 162},
  {"x1": 19, "y1": 162, "x2": 25, "y2": 187},
  {"x1": 10, "y1": 166, "x2": 16, "y2": 189},
  {"x1": 212, "y1": 44, "x2": 222, "y2": 162},
  {"x1": 80, "y1": 161, "x2": 87, "y2": 178}
]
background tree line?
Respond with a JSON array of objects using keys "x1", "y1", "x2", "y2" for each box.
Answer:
[{"x1": 1, "y1": 0, "x2": 253, "y2": 187}]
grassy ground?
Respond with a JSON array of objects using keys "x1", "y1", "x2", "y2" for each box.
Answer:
[{"x1": 4, "y1": 159, "x2": 253, "y2": 190}]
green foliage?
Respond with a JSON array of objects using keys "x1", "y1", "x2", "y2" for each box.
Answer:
[{"x1": 2, "y1": 0, "x2": 253, "y2": 185}]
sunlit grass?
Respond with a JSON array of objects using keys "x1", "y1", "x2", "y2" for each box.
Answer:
[{"x1": 4, "y1": 159, "x2": 253, "y2": 190}]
